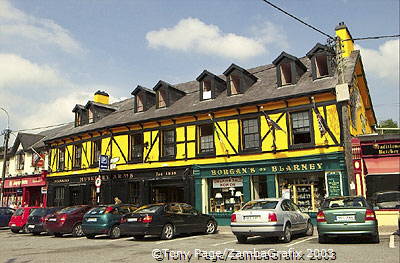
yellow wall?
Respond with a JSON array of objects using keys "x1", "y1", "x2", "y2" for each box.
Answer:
[
  {"x1": 336, "y1": 26, "x2": 354, "y2": 58},
  {"x1": 48, "y1": 92, "x2": 346, "y2": 177}
]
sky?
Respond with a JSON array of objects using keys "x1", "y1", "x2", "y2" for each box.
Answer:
[{"x1": 0, "y1": 0, "x2": 399, "y2": 137}]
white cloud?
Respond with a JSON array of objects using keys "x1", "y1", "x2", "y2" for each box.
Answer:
[
  {"x1": 146, "y1": 17, "x2": 288, "y2": 60},
  {"x1": 356, "y1": 40, "x2": 399, "y2": 84},
  {"x1": 0, "y1": 53, "x2": 116, "y2": 130},
  {"x1": 0, "y1": 0, "x2": 83, "y2": 53}
]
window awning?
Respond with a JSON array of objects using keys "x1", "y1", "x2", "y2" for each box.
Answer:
[{"x1": 364, "y1": 157, "x2": 400, "y2": 175}]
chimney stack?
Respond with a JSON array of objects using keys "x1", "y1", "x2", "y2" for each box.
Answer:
[
  {"x1": 94, "y1": 90, "x2": 109, "y2": 104},
  {"x1": 335, "y1": 22, "x2": 355, "y2": 58}
]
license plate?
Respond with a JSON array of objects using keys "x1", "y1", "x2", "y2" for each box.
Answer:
[
  {"x1": 87, "y1": 218, "x2": 97, "y2": 222},
  {"x1": 127, "y1": 218, "x2": 138, "y2": 222},
  {"x1": 48, "y1": 218, "x2": 56, "y2": 222},
  {"x1": 244, "y1": 216, "x2": 260, "y2": 220},
  {"x1": 336, "y1": 215, "x2": 355, "y2": 221},
  {"x1": 11, "y1": 224, "x2": 16, "y2": 227},
  {"x1": 28, "y1": 225, "x2": 35, "y2": 229}
]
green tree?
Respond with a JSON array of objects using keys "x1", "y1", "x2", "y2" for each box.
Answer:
[{"x1": 378, "y1": 119, "x2": 399, "y2": 134}]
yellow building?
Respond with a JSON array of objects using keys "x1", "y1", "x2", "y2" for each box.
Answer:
[{"x1": 44, "y1": 23, "x2": 377, "y2": 225}]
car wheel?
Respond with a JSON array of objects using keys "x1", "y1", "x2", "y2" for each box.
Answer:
[
  {"x1": 371, "y1": 234, "x2": 380, "y2": 243},
  {"x1": 305, "y1": 221, "x2": 314, "y2": 236},
  {"x1": 11, "y1": 229, "x2": 19, "y2": 234},
  {"x1": 133, "y1": 235, "x2": 145, "y2": 240},
  {"x1": 161, "y1": 224, "x2": 174, "y2": 240},
  {"x1": 236, "y1": 235, "x2": 248, "y2": 244},
  {"x1": 85, "y1": 234, "x2": 96, "y2": 239},
  {"x1": 281, "y1": 224, "x2": 292, "y2": 243},
  {"x1": 109, "y1": 225, "x2": 121, "y2": 239},
  {"x1": 72, "y1": 223, "x2": 84, "y2": 237},
  {"x1": 54, "y1": 233, "x2": 63, "y2": 237},
  {"x1": 205, "y1": 220, "x2": 217, "y2": 234},
  {"x1": 318, "y1": 235, "x2": 328, "y2": 244}
]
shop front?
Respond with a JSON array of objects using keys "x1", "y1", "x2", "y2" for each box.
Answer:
[
  {"x1": 194, "y1": 152, "x2": 347, "y2": 225},
  {"x1": 1, "y1": 172, "x2": 47, "y2": 207},
  {"x1": 46, "y1": 166, "x2": 194, "y2": 207}
]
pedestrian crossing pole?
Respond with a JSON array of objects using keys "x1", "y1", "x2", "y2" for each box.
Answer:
[{"x1": 1, "y1": 128, "x2": 11, "y2": 206}]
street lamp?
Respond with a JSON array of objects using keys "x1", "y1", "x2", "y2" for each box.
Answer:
[{"x1": 0, "y1": 107, "x2": 11, "y2": 206}]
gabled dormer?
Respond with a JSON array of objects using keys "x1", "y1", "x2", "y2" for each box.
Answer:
[
  {"x1": 72, "y1": 104, "x2": 88, "y2": 127},
  {"x1": 153, "y1": 80, "x2": 186, "y2": 109},
  {"x1": 307, "y1": 43, "x2": 334, "y2": 80},
  {"x1": 272, "y1": 52, "x2": 307, "y2": 87},
  {"x1": 223, "y1": 63, "x2": 257, "y2": 96},
  {"x1": 196, "y1": 70, "x2": 226, "y2": 101},
  {"x1": 131, "y1": 85, "x2": 156, "y2": 113}
]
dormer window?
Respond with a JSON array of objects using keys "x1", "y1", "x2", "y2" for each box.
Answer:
[
  {"x1": 196, "y1": 70, "x2": 226, "y2": 101},
  {"x1": 88, "y1": 109, "x2": 94, "y2": 123},
  {"x1": 223, "y1": 64, "x2": 257, "y2": 96},
  {"x1": 280, "y1": 62, "x2": 292, "y2": 85},
  {"x1": 307, "y1": 43, "x2": 334, "y2": 80},
  {"x1": 315, "y1": 54, "x2": 329, "y2": 77},
  {"x1": 75, "y1": 112, "x2": 81, "y2": 126},
  {"x1": 158, "y1": 90, "x2": 167, "y2": 108},
  {"x1": 202, "y1": 80, "x2": 212, "y2": 100},
  {"x1": 229, "y1": 75, "x2": 240, "y2": 95},
  {"x1": 136, "y1": 95, "x2": 144, "y2": 112},
  {"x1": 273, "y1": 52, "x2": 307, "y2": 87}
]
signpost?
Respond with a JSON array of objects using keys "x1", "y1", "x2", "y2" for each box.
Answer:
[
  {"x1": 325, "y1": 171, "x2": 343, "y2": 197},
  {"x1": 95, "y1": 176, "x2": 102, "y2": 205}
]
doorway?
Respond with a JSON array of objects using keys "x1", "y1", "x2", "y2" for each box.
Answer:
[
  {"x1": 151, "y1": 186, "x2": 184, "y2": 203},
  {"x1": 70, "y1": 187, "x2": 82, "y2": 205}
]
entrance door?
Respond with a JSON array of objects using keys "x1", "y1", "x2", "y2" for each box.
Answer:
[
  {"x1": 70, "y1": 187, "x2": 82, "y2": 205},
  {"x1": 151, "y1": 186, "x2": 184, "y2": 203}
]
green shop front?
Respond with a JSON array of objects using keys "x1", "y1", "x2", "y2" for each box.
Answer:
[{"x1": 194, "y1": 152, "x2": 348, "y2": 226}]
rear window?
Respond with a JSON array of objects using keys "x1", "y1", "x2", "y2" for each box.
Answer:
[
  {"x1": 135, "y1": 205, "x2": 162, "y2": 214},
  {"x1": 57, "y1": 206, "x2": 83, "y2": 214},
  {"x1": 30, "y1": 208, "x2": 47, "y2": 216},
  {"x1": 14, "y1": 208, "x2": 24, "y2": 216},
  {"x1": 376, "y1": 192, "x2": 400, "y2": 203},
  {"x1": 242, "y1": 201, "x2": 278, "y2": 210},
  {"x1": 87, "y1": 207, "x2": 107, "y2": 215},
  {"x1": 322, "y1": 197, "x2": 367, "y2": 209}
]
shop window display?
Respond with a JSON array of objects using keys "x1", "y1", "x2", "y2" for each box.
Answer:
[
  {"x1": 209, "y1": 177, "x2": 244, "y2": 212},
  {"x1": 278, "y1": 173, "x2": 326, "y2": 212}
]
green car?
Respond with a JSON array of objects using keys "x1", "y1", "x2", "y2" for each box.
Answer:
[
  {"x1": 82, "y1": 204, "x2": 138, "y2": 239},
  {"x1": 317, "y1": 196, "x2": 379, "y2": 243}
]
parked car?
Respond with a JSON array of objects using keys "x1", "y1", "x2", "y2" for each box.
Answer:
[
  {"x1": 26, "y1": 207, "x2": 62, "y2": 235},
  {"x1": 0, "y1": 207, "x2": 15, "y2": 227},
  {"x1": 371, "y1": 191, "x2": 400, "y2": 209},
  {"x1": 82, "y1": 204, "x2": 138, "y2": 239},
  {"x1": 316, "y1": 196, "x2": 379, "y2": 243},
  {"x1": 44, "y1": 205, "x2": 92, "y2": 237},
  {"x1": 230, "y1": 198, "x2": 313, "y2": 243},
  {"x1": 9, "y1": 206, "x2": 40, "y2": 233},
  {"x1": 120, "y1": 203, "x2": 218, "y2": 240}
]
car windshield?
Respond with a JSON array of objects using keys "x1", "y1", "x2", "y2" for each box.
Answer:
[
  {"x1": 56, "y1": 206, "x2": 83, "y2": 214},
  {"x1": 376, "y1": 192, "x2": 400, "y2": 203},
  {"x1": 14, "y1": 208, "x2": 24, "y2": 216},
  {"x1": 87, "y1": 206, "x2": 107, "y2": 215},
  {"x1": 30, "y1": 208, "x2": 47, "y2": 216},
  {"x1": 135, "y1": 205, "x2": 162, "y2": 213},
  {"x1": 242, "y1": 201, "x2": 278, "y2": 210},
  {"x1": 322, "y1": 197, "x2": 367, "y2": 209}
]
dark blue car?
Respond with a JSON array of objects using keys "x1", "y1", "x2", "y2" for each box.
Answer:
[{"x1": 0, "y1": 207, "x2": 15, "y2": 227}]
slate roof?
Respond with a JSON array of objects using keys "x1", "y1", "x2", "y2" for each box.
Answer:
[{"x1": 44, "y1": 50, "x2": 362, "y2": 143}]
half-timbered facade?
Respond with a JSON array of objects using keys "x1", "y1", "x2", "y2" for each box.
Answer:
[{"x1": 44, "y1": 23, "x2": 377, "y2": 224}]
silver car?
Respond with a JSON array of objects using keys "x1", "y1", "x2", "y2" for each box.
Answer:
[{"x1": 230, "y1": 198, "x2": 313, "y2": 243}]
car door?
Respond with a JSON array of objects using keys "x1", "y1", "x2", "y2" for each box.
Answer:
[
  {"x1": 180, "y1": 204, "x2": 201, "y2": 233},
  {"x1": 164, "y1": 203, "x2": 185, "y2": 234},
  {"x1": 281, "y1": 200, "x2": 297, "y2": 230},
  {"x1": 290, "y1": 201, "x2": 308, "y2": 232}
]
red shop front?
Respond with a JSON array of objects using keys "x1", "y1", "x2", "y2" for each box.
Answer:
[{"x1": 2, "y1": 171, "x2": 47, "y2": 207}]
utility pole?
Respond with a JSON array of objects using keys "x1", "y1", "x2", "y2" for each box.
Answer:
[
  {"x1": 334, "y1": 23, "x2": 356, "y2": 196},
  {"x1": 0, "y1": 107, "x2": 11, "y2": 206}
]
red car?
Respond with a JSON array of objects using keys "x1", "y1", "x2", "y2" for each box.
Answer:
[
  {"x1": 9, "y1": 207, "x2": 40, "y2": 233},
  {"x1": 44, "y1": 205, "x2": 92, "y2": 237}
]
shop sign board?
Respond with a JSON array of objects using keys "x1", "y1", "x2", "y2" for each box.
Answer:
[
  {"x1": 361, "y1": 143, "x2": 400, "y2": 156},
  {"x1": 41, "y1": 186, "x2": 47, "y2": 194},
  {"x1": 4, "y1": 176, "x2": 46, "y2": 188},
  {"x1": 213, "y1": 177, "x2": 243, "y2": 188},
  {"x1": 99, "y1": 155, "x2": 110, "y2": 170},
  {"x1": 325, "y1": 171, "x2": 343, "y2": 197}
]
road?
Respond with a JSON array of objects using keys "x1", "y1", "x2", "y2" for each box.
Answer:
[{"x1": 0, "y1": 227, "x2": 398, "y2": 263}]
